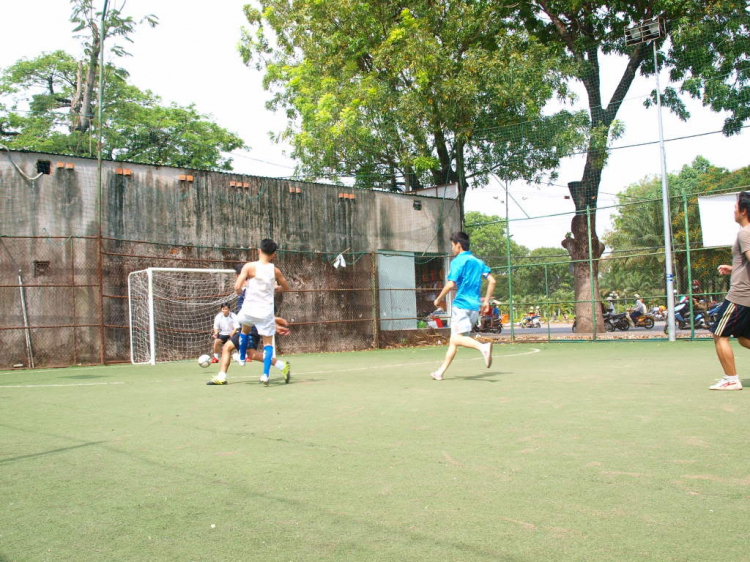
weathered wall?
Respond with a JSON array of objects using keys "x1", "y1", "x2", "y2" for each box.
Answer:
[
  {"x1": 1, "y1": 151, "x2": 459, "y2": 253},
  {"x1": 0, "y1": 150, "x2": 459, "y2": 368}
]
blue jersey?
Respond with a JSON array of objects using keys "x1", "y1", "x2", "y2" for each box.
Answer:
[
  {"x1": 447, "y1": 251, "x2": 491, "y2": 311},
  {"x1": 235, "y1": 289, "x2": 246, "y2": 313}
]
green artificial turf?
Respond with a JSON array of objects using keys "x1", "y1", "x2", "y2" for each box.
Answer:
[{"x1": 1, "y1": 341, "x2": 748, "y2": 561}]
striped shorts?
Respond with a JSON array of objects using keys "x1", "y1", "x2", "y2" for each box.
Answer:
[{"x1": 709, "y1": 300, "x2": 750, "y2": 338}]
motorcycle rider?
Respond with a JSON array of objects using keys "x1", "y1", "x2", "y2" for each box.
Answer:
[
  {"x1": 604, "y1": 297, "x2": 615, "y2": 315},
  {"x1": 627, "y1": 294, "x2": 647, "y2": 327}
]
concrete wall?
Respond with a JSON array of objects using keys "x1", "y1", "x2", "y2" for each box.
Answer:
[
  {"x1": 0, "y1": 150, "x2": 460, "y2": 368},
  {"x1": 0, "y1": 151, "x2": 460, "y2": 254}
]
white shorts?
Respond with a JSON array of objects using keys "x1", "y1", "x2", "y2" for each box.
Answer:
[
  {"x1": 451, "y1": 307, "x2": 479, "y2": 335},
  {"x1": 236, "y1": 312, "x2": 276, "y2": 337}
]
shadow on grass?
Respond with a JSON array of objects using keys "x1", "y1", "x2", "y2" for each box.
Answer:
[
  {"x1": 463, "y1": 371, "x2": 507, "y2": 382},
  {"x1": 62, "y1": 374, "x2": 104, "y2": 380},
  {"x1": 0, "y1": 441, "x2": 106, "y2": 466}
]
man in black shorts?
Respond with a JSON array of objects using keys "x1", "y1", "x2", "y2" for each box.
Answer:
[
  {"x1": 206, "y1": 317, "x2": 291, "y2": 386},
  {"x1": 211, "y1": 303, "x2": 238, "y2": 363},
  {"x1": 709, "y1": 191, "x2": 750, "y2": 390}
]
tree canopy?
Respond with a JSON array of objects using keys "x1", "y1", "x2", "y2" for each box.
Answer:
[
  {"x1": 240, "y1": 0, "x2": 587, "y2": 219},
  {"x1": 601, "y1": 157, "x2": 750, "y2": 301},
  {"x1": 0, "y1": 2, "x2": 245, "y2": 171}
]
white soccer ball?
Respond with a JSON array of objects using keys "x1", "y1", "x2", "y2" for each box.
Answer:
[{"x1": 198, "y1": 354, "x2": 212, "y2": 368}]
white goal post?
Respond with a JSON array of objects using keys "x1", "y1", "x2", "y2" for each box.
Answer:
[{"x1": 128, "y1": 268, "x2": 238, "y2": 365}]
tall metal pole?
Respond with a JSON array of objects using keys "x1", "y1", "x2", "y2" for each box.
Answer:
[
  {"x1": 18, "y1": 270, "x2": 35, "y2": 368},
  {"x1": 96, "y1": 0, "x2": 110, "y2": 364},
  {"x1": 683, "y1": 194, "x2": 695, "y2": 339},
  {"x1": 654, "y1": 41, "x2": 677, "y2": 341},
  {"x1": 505, "y1": 182, "x2": 515, "y2": 342}
]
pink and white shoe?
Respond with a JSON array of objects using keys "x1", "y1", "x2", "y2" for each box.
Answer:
[
  {"x1": 430, "y1": 371, "x2": 443, "y2": 381},
  {"x1": 709, "y1": 377, "x2": 742, "y2": 390}
]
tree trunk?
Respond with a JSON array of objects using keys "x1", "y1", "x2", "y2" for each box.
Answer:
[
  {"x1": 456, "y1": 139, "x2": 466, "y2": 227},
  {"x1": 562, "y1": 180, "x2": 606, "y2": 333},
  {"x1": 72, "y1": 28, "x2": 100, "y2": 133}
]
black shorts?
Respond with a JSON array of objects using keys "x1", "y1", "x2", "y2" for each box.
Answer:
[
  {"x1": 216, "y1": 334, "x2": 231, "y2": 343},
  {"x1": 229, "y1": 332, "x2": 260, "y2": 350},
  {"x1": 709, "y1": 300, "x2": 750, "y2": 338}
]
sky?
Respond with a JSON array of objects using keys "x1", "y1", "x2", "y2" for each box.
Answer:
[{"x1": 0, "y1": 1, "x2": 747, "y2": 249}]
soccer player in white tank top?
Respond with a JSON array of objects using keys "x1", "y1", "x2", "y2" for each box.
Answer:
[{"x1": 207, "y1": 239, "x2": 290, "y2": 386}]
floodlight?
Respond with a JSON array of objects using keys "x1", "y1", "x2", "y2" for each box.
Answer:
[{"x1": 624, "y1": 16, "x2": 665, "y2": 46}]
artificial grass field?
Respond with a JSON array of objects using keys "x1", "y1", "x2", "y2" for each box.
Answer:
[{"x1": 1, "y1": 341, "x2": 748, "y2": 562}]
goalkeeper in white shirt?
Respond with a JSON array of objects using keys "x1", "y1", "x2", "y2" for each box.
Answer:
[{"x1": 211, "y1": 303, "x2": 239, "y2": 363}]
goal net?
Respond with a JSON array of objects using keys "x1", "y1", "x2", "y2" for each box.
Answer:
[{"x1": 128, "y1": 268, "x2": 238, "y2": 364}]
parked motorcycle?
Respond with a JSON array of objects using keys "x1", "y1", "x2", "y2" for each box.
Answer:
[
  {"x1": 650, "y1": 306, "x2": 666, "y2": 322},
  {"x1": 606, "y1": 312, "x2": 631, "y2": 332},
  {"x1": 519, "y1": 315, "x2": 542, "y2": 329},
  {"x1": 478, "y1": 314, "x2": 503, "y2": 333},
  {"x1": 572, "y1": 313, "x2": 624, "y2": 332}
]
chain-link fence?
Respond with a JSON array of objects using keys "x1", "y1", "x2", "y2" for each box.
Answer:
[
  {"x1": 1, "y1": 192, "x2": 744, "y2": 368},
  {"x1": 0, "y1": 234, "x2": 454, "y2": 368},
  {"x1": 469, "y1": 186, "x2": 742, "y2": 343}
]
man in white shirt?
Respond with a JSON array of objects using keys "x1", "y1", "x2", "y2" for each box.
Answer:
[
  {"x1": 627, "y1": 294, "x2": 647, "y2": 327},
  {"x1": 212, "y1": 303, "x2": 238, "y2": 363}
]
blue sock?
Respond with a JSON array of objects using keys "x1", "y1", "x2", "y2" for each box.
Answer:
[
  {"x1": 263, "y1": 345, "x2": 273, "y2": 375},
  {"x1": 239, "y1": 333, "x2": 249, "y2": 361}
]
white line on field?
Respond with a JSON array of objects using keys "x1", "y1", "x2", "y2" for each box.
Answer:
[
  {"x1": 296, "y1": 347, "x2": 541, "y2": 376},
  {"x1": 0, "y1": 348, "x2": 540, "y2": 388},
  {"x1": 1, "y1": 382, "x2": 126, "y2": 389},
  {"x1": 0, "y1": 363, "x2": 141, "y2": 377}
]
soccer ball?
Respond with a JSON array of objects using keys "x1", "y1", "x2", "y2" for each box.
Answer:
[{"x1": 197, "y1": 354, "x2": 212, "y2": 368}]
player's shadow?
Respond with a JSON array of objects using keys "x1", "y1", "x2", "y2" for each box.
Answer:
[
  {"x1": 462, "y1": 371, "x2": 507, "y2": 382},
  {"x1": 63, "y1": 374, "x2": 103, "y2": 380},
  {"x1": 741, "y1": 378, "x2": 750, "y2": 387},
  {"x1": 0, "y1": 440, "x2": 106, "y2": 466}
]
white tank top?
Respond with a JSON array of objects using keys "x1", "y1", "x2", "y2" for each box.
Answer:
[{"x1": 240, "y1": 261, "x2": 275, "y2": 318}]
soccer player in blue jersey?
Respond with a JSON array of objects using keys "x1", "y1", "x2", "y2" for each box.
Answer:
[{"x1": 430, "y1": 231, "x2": 496, "y2": 380}]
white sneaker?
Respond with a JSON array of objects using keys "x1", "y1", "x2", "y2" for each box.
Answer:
[
  {"x1": 260, "y1": 374, "x2": 270, "y2": 386},
  {"x1": 709, "y1": 377, "x2": 742, "y2": 390},
  {"x1": 430, "y1": 371, "x2": 443, "y2": 381},
  {"x1": 481, "y1": 342, "x2": 493, "y2": 369},
  {"x1": 232, "y1": 352, "x2": 240, "y2": 363}
]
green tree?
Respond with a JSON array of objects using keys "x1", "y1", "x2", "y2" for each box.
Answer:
[
  {"x1": 0, "y1": 2, "x2": 245, "y2": 170},
  {"x1": 602, "y1": 157, "x2": 750, "y2": 303},
  {"x1": 666, "y1": 0, "x2": 750, "y2": 136},
  {"x1": 514, "y1": 1, "x2": 750, "y2": 331},
  {"x1": 514, "y1": 247, "x2": 573, "y2": 297},
  {"x1": 240, "y1": 0, "x2": 586, "y2": 221},
  {"x1": 463, "y1": 210, "x2": 528, "y2": 301}
]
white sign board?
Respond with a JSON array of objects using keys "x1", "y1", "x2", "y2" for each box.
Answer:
[{"x1": 697, "y1": 192, "x2": 740, "y2": 248}]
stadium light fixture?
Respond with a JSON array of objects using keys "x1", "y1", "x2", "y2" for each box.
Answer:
[
  {"x1": 624, "y1": 17, "x2": 665, "y2": 46},
  {"x1": 624, "y1": 16, "x2": 677, "y2": 341}
]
